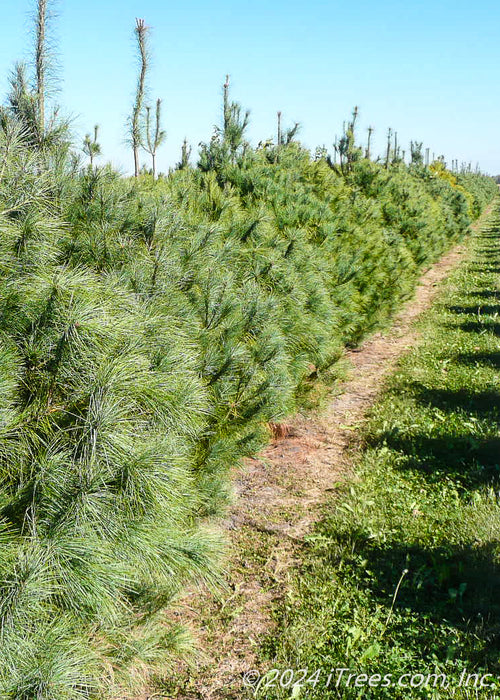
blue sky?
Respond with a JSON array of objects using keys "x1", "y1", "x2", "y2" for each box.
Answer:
[{"x1": 1, "y1": 0, "x2": 499, "y2": 174}]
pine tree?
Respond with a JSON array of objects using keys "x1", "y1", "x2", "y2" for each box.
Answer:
[
  {"x1": 385, "y1": 127, "x2": 393, "y2": 168},
  {"x1": 35, "y1": 0, "x2": 48, "y2": 139},
  {"x1": 198, "y1": 75, "x2": 250, "y2": 175},
  {"x1": 0, "y1": 194, "x2": 219, "y2": 696},
  {"x1": 130, "y1": 18, "x2": 149, "y2": 177},
  {"x1": 3, "y1": 3, "x2": 68, "y2": 157},
  {"x1": 332, "y1": 107, "x2": 362, "y2": 173},
  {"x1": 143, "y1": 99, "x2": 166, "y2": 179},
  {"x1": 410, "y1": 141, "x2": 423, "y2": 166},
  {"x1": 82, "y1": 124, "x2": 101, "y2": 167},
  {"x1": 365, "y1": 126, "x2": 374, "y2": 159},
  {"x1": 176, "y1": 138, "x2": 192, "y2": 170}
]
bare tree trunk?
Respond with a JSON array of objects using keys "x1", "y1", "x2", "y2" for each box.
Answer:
[
  {"x1": 134, "y1": 146, "x2": 140, "y2": 177},
  {"x1": 152, "y1": 152, "x2": 156, "y2": 180}
]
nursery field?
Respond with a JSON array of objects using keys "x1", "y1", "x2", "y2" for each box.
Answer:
[
  {"x1": 0, "y1": 126, "x2": 496, "y2": 696},
  {"x1": 0, "y1": 2, "x2": 499, "y2": 697},
  {"x1": 0, "y1": 104, "x2": 498, "y2": 699}
]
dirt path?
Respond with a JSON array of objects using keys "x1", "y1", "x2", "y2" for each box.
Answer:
[{"x1": 164, "y1": 214, "x2": 491, "y2": 700}]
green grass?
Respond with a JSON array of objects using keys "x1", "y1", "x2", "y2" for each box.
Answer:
[{"x1": 254, "y1": 205, "x2": 500, "y2": 699}]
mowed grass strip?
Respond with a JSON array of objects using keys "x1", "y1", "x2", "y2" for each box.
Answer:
[{"x1": 256, "y1": 205, "x2": 500, "y2": 699}]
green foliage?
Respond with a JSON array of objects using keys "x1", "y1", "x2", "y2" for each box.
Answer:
[
  {"x1": 143, "y1": 99, "x2": 166, "y2": 179},
  {"x1": 58, "y1": 142, "x2": 496, "y2": 531},
  {"x1": 0, "y1": 38, "x2": 497, "y2": 693},
  {"x1": 82, "y1": 125, "x2": 101, "y2": 167},
  {"x1": 198, "y1": 76, "x2": 251, "y2": 177},
  {"x1": 0, "y1": 126, "x2": 225, "y2": 695},
  {"x1": 2, "y1": 62, "x2": 70, "y2": 158},
  {"x1": 332, "y1": 106, "x2": 363, "y2": 173}
]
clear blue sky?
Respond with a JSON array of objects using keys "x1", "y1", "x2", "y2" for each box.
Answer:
[{"x1": 1, "y1": 0, "x2": 499, "y2": 174}]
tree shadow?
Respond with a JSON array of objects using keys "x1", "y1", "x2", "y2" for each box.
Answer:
[
  {"x1": 375, "y1": 431, "x2": 500, "y2": 488},
  {"x1": 328, "y1": 530, "x2": 500, "y2": 667},
  {"x1": 447, "y1": 304, "x2": 500, "y2": 316},
  {"x1": 466, "y1": 290, "x2": 500, "y2": 300},
  {"x1": 370, "y1": 384, "x2": 500, "y2": 489},
  {"x1": 453, "y1": 320, "x2": 500, "y2": 337},
  {"x1": 455, "y1": 351, "x2": 500, "y2": 369},
  {"x1": 468, "y1": 266, "x2": 500, "y2": 274},
  {"x1": 412, "y1": 384, "x2": 500, "y2": 416},
  {"x1": 475, "y1": 249, "x2": 500, "y2": 258}
]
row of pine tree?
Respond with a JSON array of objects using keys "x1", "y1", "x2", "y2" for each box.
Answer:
[{"x1": 0, "y1": 0, "x2": 497, "y2": 696}]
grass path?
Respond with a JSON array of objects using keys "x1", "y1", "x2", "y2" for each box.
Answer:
[
  {"x1": 158, "y1": 202, "x2": 498, "y2": 700},
  {"x1": 253, "y1": 204, "x2": 500, "y2": 699}
]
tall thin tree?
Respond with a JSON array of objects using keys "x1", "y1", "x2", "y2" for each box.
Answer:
[
  {"x1": 365, "y1": 126, "x2": 373, "y2": 159},
  {"x1": 223, "y1": 74, "x2": 231, "y2": 134},
  {"x1": 385, "y1": 128, "x2": 393, "y2": 168},
  {"x1": 36, "y1": 0, "x2": 48, "y2": 139},
  {"x1": 131, "y1": 18, "x2": 149, "y2": 177}
]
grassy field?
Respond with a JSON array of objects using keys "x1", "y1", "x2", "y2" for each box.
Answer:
[{"x1": 252, "y1": 203, "x2": 500, "y2": 699}]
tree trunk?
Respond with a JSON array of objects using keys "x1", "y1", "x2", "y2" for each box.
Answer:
[{"x1": 134, "y1": 145, "x2": 140, "y2": 178}]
